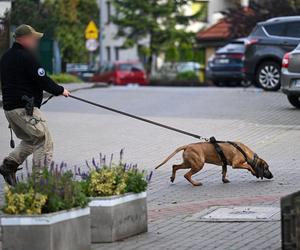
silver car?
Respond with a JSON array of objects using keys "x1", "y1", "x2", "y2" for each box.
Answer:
[{"x1": 281, "y1": 44, "x2": 300, "y2": 108}]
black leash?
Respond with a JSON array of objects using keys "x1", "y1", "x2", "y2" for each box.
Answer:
[{"x1": 68, "y1": 94, "x2": 208, "y2": 141}]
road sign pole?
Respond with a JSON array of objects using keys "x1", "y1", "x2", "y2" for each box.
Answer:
[{"x1": 99, "y1": 0, "x2": 104, "y2": 66}]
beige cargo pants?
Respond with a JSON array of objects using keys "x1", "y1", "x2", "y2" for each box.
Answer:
[{"x1": 4, "y1": 108, "x2": 53, "y2": 169}]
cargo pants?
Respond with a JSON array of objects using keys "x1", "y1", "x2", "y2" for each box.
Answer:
[{"x1": 4, "y1": 108, "x2": 53, "y2": 169}]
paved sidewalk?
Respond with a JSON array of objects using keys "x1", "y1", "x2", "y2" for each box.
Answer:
[{"x1": 0, "y1": 87, "x2": 299, "y2": 249}]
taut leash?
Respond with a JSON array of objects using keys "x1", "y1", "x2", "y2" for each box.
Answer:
[{"x1": 68, "y1": 94, "x2": 208, "y2": 141}]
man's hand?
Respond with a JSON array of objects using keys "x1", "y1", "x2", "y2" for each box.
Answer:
[{"x1": 62, "y1": 88, "x2": 70, "y2": 97}]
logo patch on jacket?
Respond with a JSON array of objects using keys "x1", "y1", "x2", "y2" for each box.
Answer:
[{"x1": 37, "y1": 68, "x2": 45, "y2": 77}]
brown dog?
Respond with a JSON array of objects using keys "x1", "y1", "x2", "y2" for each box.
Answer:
[{"x1": 155, "y1": 141, "x2": 273, "y2": 186}]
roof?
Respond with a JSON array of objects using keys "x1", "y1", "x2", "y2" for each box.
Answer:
[{"x1": 197, "y1": 19, "x2": 231, "y2": 41}]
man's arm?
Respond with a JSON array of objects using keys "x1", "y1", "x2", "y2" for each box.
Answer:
[{"x1": 24, "y1": 53, "x2": 69, "y2": 96}]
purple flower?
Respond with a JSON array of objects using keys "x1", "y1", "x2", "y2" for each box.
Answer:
[{"x1": 147, "y1": 171, "x2": 153, "y2": 182}]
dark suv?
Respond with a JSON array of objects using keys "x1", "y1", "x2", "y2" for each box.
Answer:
[{"x1": 245, "y1": 16, "x2": 300, "y2": 91}]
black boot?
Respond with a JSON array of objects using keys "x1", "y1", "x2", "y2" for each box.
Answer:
[{"x1": 0, "y1": 159, "x2": 20, "y2": 186}]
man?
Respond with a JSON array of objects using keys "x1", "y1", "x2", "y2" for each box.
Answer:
[{"x1": 0, "y1": 24, "x2": 70, "y2": 186}]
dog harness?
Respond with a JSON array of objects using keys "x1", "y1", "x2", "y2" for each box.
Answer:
[{"x1": 209, "y1": 137, "x2": 263, "y2": 179}]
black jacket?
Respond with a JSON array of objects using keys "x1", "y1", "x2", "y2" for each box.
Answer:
[{"x1": 0, "y1": 42, "x2": 64, "y2": 111}]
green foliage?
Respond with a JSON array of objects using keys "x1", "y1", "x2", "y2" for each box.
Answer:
[
  {"x1": 52, "y1": 0, "x2": 99, "y2": 63},
  {"x1": 2, "y1": 168, "x2": 89, "y2": 215},
  {"x1": 112, "y1": 0, "x2": 208, "y2": 69},
  {"x1": 125, "y1": 170, "x2": 148, "y2": 193},
  {"x1": 10, "y1": 0, "x2": 99, "y2": 63},
  {"x1": 87, "y1": 167, "x2": 127, "y2": 197},
  {"x1": 50, "y1": 73, "x2": 82, "y2": 83},
  {"x1": 176, "y1": 71, "x2": 199, "y2": 81},
  {"x1": 82, "y1": 165, "x2": 148, "y2": 197},
  {"x1": 3, "y1": 186, "x2": 47, "y2": 215}
]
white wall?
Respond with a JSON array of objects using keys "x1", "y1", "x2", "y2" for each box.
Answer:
[
  {"x1": 0, "y1": 1, "x2": 11, "y2": 17},
  {"x1": 208, "y1": 0, "x2": 245, "y2": 24},
  {"x1": 99, "y1": 0, "x2": 148, "y2": 62}
]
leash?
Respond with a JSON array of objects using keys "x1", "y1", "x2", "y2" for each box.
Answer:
[{"x1": 68, "y1": 94, "x2": 209, "y2": 141}]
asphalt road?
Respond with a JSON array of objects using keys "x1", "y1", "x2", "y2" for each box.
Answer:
[{"x1": 0, "y1": 86, "x2": 299, "y2": 249}]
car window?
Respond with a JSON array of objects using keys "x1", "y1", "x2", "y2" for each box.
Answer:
[
  {"x1": 251, "y1": 26, "x2": 266, "y2": 36},
  {"x1": 119, "y1": 64, "x2": 133, "y2": 71},
  {"x1": 264, "y1": 23, "x2": 286, "y2": 36},
  {"x1": 285, "y1": 21, "x2": 300, "y2": 38},
  {"x1": 217, "y1": 43, "x2": 244, "y2": 53},
  {"x1": 131, "y1": 63, "x2": 144, "y2": 72},
  {"x1": 119, "y1": 63, "x2": 144, "y2": 72}
]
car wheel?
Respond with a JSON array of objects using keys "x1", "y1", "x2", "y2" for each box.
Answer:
[
  {"x1": 240, "y1": 79, "x2": 252, "y2": 88},
  {"x1": 287, "y1": 95, "x2": 300, "y2": 108},
  {"x1": 256, "y1": 61, "x2": 281, "y2": 91}
]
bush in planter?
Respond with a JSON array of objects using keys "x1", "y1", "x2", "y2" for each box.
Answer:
[
  {"x1": 78, "y1": 150, "x2": 152, "y2": 197},
  {"x1": 80, "y1": 165, "x2": 149, "y2": 197},
  {"x1": 80, "y1": 151, "x2": 152, "y2": 243},
  {"x1": 2, "y1": 166, "x2": 89, "y2": 215}
]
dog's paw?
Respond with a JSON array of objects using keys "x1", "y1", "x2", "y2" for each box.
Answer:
[
  {"x1": 222, "y1": 178, "x2": 230, "y2": 184},
  {"x1": 170, "y1": 176, "x2": 175, "y2": 183},
  {"x1": 192, "y1": 182, "x2": 203, "y2": 186}
]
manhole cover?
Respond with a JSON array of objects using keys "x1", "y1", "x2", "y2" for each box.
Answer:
[{"x1": 187, "y1": 206, "x2": 280, "y2": 222}]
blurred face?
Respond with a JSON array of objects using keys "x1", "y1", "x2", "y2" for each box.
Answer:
[{"x1": 16, "y1": 35, "x2": 40, "y2": 50}]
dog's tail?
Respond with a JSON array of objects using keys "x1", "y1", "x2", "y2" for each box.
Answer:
[{"x1": 155, "y1": 145, "x2": 187, "y2": 170}]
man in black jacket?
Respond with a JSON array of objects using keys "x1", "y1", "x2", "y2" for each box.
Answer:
[{"x1": 0, "y1": 24, "x2": 70, "y2": 185}]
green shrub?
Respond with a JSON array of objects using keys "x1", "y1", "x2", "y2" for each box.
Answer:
[
  {"x1": 125, "y1": 169, "x2": 148, "y2": 193},
  {"x1": 81, "y1": 165, "x2": 148, "y2": 197},
  {"x1": 176, "y1": 71, "x2": 199, "y2": 81},
  {"x1": 2, "y1": 168, "x2": 89, "y2": 215},
  {"x1": 50, "y1": 73, "x2": 82, "y2": 83}
]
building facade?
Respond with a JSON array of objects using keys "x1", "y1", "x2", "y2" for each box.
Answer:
[{"x1": 98, "y1": 0, "x2": 148, "y2": 63}]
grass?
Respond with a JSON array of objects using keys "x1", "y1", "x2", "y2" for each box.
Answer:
[{"x1": 50, "y1": 73, "x2": 82, "y2": 84}]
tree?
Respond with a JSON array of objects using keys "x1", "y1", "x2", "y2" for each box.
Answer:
[
  {"x1": 223, "y1": 0, "x2": 300, "y2": 38},
  {"x1": 11, "y1": 0, "x2": 57, "y2": 37},
  {"x1": 112, "y1": 0, "x2": 207, "y2": 70},
  {"x1": 10, "y1": 0, "x2": 99, "y2": 64}
]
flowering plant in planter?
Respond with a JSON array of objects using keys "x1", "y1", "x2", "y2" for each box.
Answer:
[
  {"x1": 78, "y1": 150, "x2": 152, "y2": 197},
  {"x1": 1, "y1": 163, "x2": 91, "y2": 250},
  {"x1": 2, "y1": 164, "x2": 89, "y2": 215},
  {"x1": 78, "y1": 150, "x2": 152, "y2": 243}
]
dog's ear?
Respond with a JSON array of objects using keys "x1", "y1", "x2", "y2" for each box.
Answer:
[{"x1": 257, "y1": 160, "x2": 264, "y2": 179}]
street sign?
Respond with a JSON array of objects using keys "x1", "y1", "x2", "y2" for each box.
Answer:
[
  {"x1": 85, "y1": 21, "x2": 99, "y2": 40},
  {"x1": 86, "y1": 39, "x2": 99, "y2": 52}
]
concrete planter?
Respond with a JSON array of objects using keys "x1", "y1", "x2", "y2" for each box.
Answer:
[
  {"x1": 1, "y1": 207, "x2": 90, "y2": 250},
  {"x1": 89, "y1": 192, "x2": 147, "y2": 242}
]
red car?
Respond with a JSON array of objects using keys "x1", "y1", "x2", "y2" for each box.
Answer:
[{"x1": 91, "y1": 61, "x2": 148, "y2": 85}]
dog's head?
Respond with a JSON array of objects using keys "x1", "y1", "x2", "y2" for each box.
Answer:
[{"x1": 255, "y1": 159, "x2": 273, "y2": 180}]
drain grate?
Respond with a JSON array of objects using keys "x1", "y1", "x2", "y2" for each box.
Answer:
[{"x1": 187, "y1": 206, "x2": 280, "y2": 222}]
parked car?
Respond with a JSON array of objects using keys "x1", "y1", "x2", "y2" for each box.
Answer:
[
  {"x1": 281, "y1": 44, "x2": 300, "y2": 108},
  {"x1": 206, "y1": 38, "x2": 251, "y2": 87},
  {"x1": 91, "y1": 61, "x2": 148, "y2": 85},
  {"x1": 154, "y1": 61, "x2": 201, "y2": 80},
  {"x1": 245, "y1": 16, "x2": 300, "y2": 91},
  {"x1": 66, "y1": 63, "x2": 95, "y2": 81}
]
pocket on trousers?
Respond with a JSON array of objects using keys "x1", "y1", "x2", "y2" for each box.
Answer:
[{"x1": 22, "y1": 112, "x2": 46, "y2": 139}]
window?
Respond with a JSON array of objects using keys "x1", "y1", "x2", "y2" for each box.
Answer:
[
  {"x1": 106, "y1": 46, "x2": 111, "y2": 62},
  {"x1": 251, "y1": 26, "x2": 266, "y2": 36},
  {"x1": 264, "y1": 23, "x2": 286, "y2": 36},
  {"x1": 285, "y1": 21, "x2": 300, "y2": 38},
  {"x1": 115, "y1": 47, "x2": 119, "y2": 61},
  {"x1": 106, "y1": 1, "x2": 111, "y2": 24}
]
